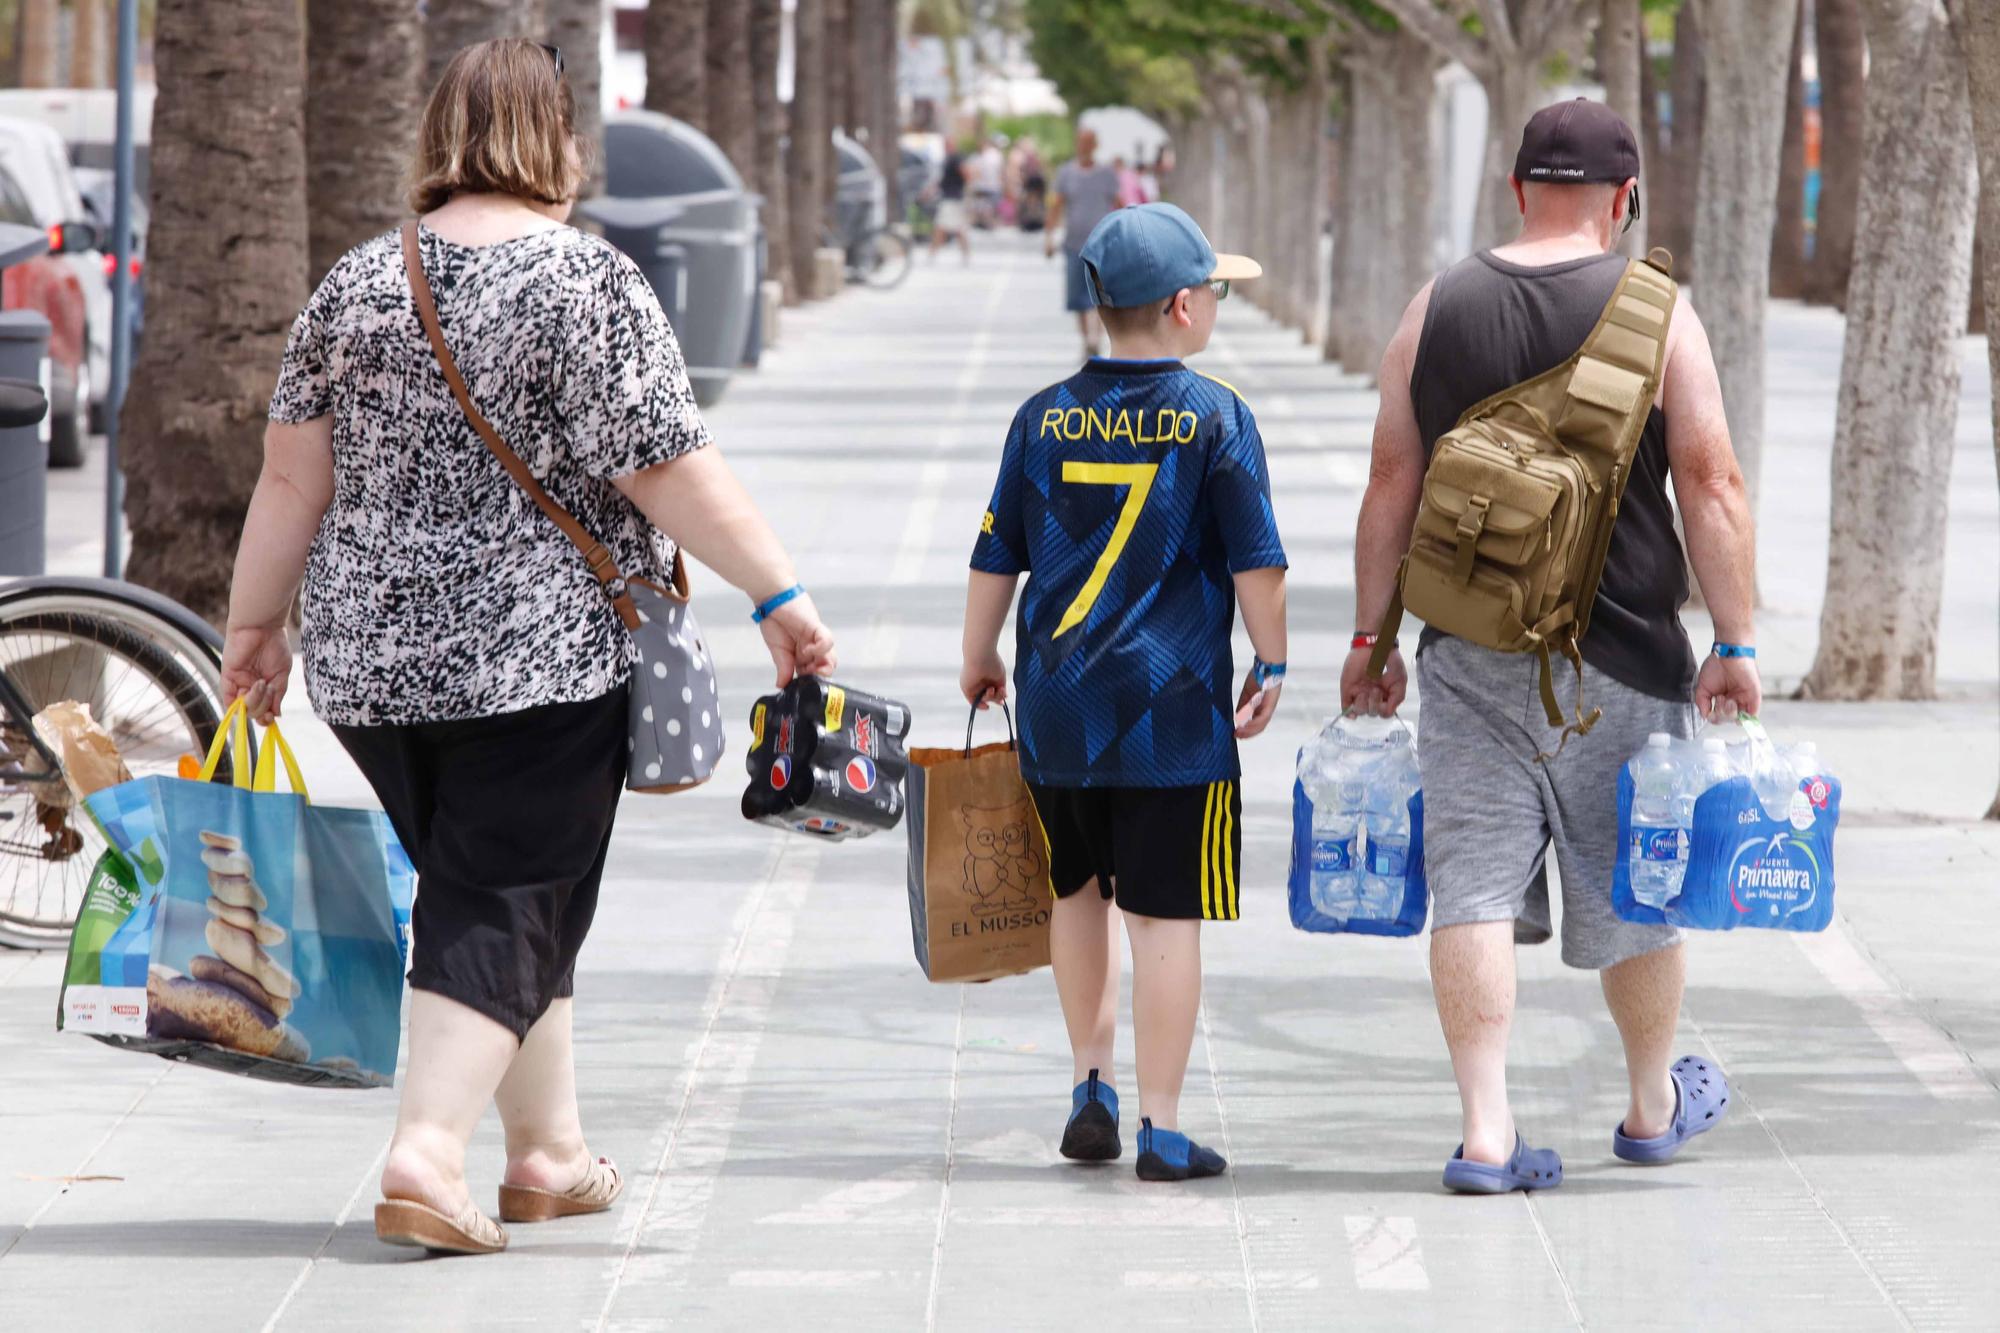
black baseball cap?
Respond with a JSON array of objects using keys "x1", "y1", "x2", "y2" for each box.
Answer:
[{"x1": 1514, "y1": 98, "x2": 1640, "y2": 186}]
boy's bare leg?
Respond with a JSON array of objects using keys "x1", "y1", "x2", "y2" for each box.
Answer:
[
  {"x1": 1050, "y1": 883, "x2": 1119, "y2": 1083},
  {"x1": 1431, "y1": 921, "x2": 1517, "y2": 1165},
  {"x1": 1600, "y1": 941, "x2": 1685, "y2": 1139},
  {"x1": 1125, "y1": 912, "x2": 1201, "y2": 1130}
]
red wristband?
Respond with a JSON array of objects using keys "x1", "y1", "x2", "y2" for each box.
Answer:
[{"x1": 1352, "y1": 632, "x2": 1383, "y2": 650}]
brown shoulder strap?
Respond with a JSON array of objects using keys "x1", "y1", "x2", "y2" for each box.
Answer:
[{"x1": 400, "y1": 220, "x2": 641, "y2": 631}]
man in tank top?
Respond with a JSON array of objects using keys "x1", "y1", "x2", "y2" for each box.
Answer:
[{"x1": 1342, "y1": 101, "x2": 1763, "y2": 1194}]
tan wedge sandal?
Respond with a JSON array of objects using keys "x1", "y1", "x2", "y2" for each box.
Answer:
[
  {"x1": 374, "y1": 1197, "x2": 509, "y2": 1255},
  {"x1": 497, "y1": 1156, "x2": 623, "y2": 1223}
]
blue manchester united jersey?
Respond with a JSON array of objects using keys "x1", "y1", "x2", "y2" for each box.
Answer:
[{"x1": 970, "y1": 358, "x2": 1287, "y2": 787}]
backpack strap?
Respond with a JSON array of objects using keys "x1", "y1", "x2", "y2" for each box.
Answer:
[
  {"x1": 1365, "y1": 563, "x2": 1406, "y2": 679},
  {"x1": 399, "y1": 220, "x2": 642, "y2": 633}
]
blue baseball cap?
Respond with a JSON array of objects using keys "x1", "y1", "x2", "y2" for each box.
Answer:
[{"x1": 1077, "y1": 202, "x2": 1262, "y2": 308}]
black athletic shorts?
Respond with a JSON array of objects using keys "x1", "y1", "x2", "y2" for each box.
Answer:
[{"x1": 1026, "y1": 781, "x2": 1242, "y2": 921}]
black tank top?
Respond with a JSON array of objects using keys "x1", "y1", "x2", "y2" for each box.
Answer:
[{"x1": 1409, "y1": 250, "x2": 1694, "y2": 703}]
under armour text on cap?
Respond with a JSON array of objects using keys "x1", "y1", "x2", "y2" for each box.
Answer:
[
  {"x1": 1514, "y1": 97, "x2": 1641, "y2": 185},
  {"x1": 1078, "y1": 202, "x2": 1261, "y2": 308}
]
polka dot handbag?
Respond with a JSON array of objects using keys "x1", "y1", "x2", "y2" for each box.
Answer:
[
  {"x1": 402, "y1": 219, "x2": 720, "y2": 795},
  {"x1": 624, "y1": 560, "x2": 725, "y2": 793}
]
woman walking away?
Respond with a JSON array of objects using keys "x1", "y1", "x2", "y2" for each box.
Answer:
[{"x1": 218, "y1": 39, "x2": 836, "y2": 1256}]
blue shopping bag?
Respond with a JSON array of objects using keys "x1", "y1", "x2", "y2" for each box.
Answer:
[
  {"x1": 1612, "y1": 723, "x2": 1841, "y2": 933},
  {"x1": 59, "y1": 700, "x2": 414, "y2": 1088},
  {"x1": 1287, "y1": 781, "x2": 1428, "y2": 937}
]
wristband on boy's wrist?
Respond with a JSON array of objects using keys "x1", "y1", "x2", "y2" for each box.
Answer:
[
  {"x1": 1351, "y1": 632, "x2": 1394, "y2": 651},
  {"x1": 1712, "y1": 642, "x2": 1756, "y2": 660},
  {"x1": 751, "y1": 585, "x2": 805, "y2": 624},
  {"x1": 1253, "y1": 658, "x2": 1286, "y2": 688}
]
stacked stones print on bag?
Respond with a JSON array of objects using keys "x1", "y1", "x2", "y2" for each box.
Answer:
[{"x1": 627, "y1": 573, "x2": 725, "y2": 793}]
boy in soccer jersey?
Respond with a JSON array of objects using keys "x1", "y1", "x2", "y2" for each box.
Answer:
[{"x1": 960, "y1": 204, "x2": 1289, "y2": 1182}]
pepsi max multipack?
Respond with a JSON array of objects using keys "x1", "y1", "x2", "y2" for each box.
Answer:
[{"x1": 742, "y1": 677, "x2": 912, "y2": 841}]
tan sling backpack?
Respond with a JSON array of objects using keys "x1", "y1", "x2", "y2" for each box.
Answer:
[{"x1": 1367, "y1": 249, "x2": 1678, "y2": 752}]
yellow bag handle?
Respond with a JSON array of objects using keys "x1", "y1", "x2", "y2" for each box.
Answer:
[
  {"x1": 195, "y1": 697, "x2": 311, "y2": 801},
  {"x1": 254, "y1": 721, "x2": 310, "y2": 801},
  {"x1": 198, "y1": 697, "x2": 255, "y2": 790}
]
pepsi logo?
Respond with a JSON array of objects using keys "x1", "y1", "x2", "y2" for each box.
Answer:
[
  {"x1": 770, "y1": 755, "x2": 793, "y2": 790},
  {"x1": 845, "y1": 755, "x2": 878, "y2": 793}
]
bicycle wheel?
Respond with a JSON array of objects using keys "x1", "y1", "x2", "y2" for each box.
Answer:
[
  {"x1": 858, "y1": 228, "x2": 912, "y2": 290},
  {"x1": 0, "y1": 610, "x2": 228, "y2": 949}
]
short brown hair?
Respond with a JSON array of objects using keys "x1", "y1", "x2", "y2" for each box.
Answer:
[
  {"x1": 408, "y1": 39, "x2": 587, "y2": 213},
  {"x1": 1096, "y1": 301, "x2": 1174, "y2": 338}
]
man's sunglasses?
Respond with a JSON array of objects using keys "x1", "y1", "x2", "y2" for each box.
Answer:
[{"x1": 538, "y1": 42, "x2": 565, "y2": 80}]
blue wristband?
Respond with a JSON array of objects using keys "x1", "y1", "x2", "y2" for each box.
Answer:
[
  {"x1": 752, "y1": 585, "x2": 805, "y2": 624},
  {"x1": 1712, "y1": 642, "x2": 1756, "y2": 660},
  {"x1": 1253, "y1": 658, "x2": 1287, "y2": 687}
]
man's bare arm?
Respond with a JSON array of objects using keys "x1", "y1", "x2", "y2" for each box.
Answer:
[
  {"x1": 1341, "y1": 280, "x2": 1432, "y2": 714},
  {"x1": 1660, "y1": 300, "x2": 1762, "y2": 717},
  {"x1": 1661, "y1": 303, "x2": 1755, "y2": 645}
]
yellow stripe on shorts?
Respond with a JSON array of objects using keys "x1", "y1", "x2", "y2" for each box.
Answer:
[
  {"x1": 1199, "y1": 782, "x2": 1216, "y2": 918},
  {"x1": 1216, "y1": 772, "x2": 1232, "y2": 920}
]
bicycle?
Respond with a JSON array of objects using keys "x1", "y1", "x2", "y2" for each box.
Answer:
[
  {"x1": 0, "y1": 379, "x2": 237, "y2": 949},
  {"x1": 820, "y1": 213, "x2": 914, "y2": 291}
]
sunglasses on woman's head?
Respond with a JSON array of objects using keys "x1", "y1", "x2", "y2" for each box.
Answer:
[{"x1": 537, "y1": 42, "x2": 564, "y2": 80}]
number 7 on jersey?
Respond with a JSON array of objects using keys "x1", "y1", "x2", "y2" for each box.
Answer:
[{"x1": 1053, "y1": 461, "x2": 1160, "y2": 639}]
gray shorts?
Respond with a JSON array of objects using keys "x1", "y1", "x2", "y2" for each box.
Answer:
[{"x1": 1415, "y1": 636, "x2": 1689, "y2": 969}]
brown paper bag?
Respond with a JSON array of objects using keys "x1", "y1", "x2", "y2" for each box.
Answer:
[
  {"x1": 30, "y1": 700, "x2": 133, "y2": 807},
  {"x1": 905, "y1": 715, "x2": 1052, "y2": 983}
]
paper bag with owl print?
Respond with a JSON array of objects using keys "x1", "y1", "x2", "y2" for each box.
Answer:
[{"x1": 905, "y1": 719, "x2": 1052, "y2": 982}]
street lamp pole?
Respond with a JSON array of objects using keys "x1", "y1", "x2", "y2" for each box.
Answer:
[{"x1": 101, "y1": 0, "x2": 138, "y2": 580}]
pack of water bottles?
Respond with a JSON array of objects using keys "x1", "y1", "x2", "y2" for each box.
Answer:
[
  {"x1": 1612, "y1": 717, "x2": 1841, "y2": 932},
  {"x1": 1287, "y1": 715, "x2": 1427, "y2": 937}
]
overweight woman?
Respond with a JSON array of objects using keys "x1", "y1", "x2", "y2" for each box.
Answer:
[{"x1": 219, "y1": 39, "x2": 836, "y2": 1255}]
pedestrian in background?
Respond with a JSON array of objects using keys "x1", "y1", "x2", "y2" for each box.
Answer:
[
  {"x1": 219, "y1": 38, "x2": 836, "y2": 1256},
  {"x1": 1346, "y1": 100, "x2": 1757, "y2": 1194},
  {"x1": 1045, "y1": 126, "x2": 1123, "y2": 360},
  {"x1": 930, "y1": 137, "x2": 973, "y2": 265}
]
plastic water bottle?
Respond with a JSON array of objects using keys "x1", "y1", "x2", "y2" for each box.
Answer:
[
  {"x1": 1307, "y1": 738, "x2": 1366, "y2": 918},
  {"x1": 1362, "y1": 745, "x2": 1419, "y2": 917},
  {"x1": 1781, "y1": 741, "x2": 1819, "y2": 783},
  {"x1": 1629, "y1": 733, "x2": 1686, "y2": 908}
]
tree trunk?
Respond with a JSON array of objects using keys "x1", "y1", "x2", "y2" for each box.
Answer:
[
  {"x1": 70, "y1": 0, "x2": 109, "y2": 89},
  {"x1": 826, "y1": 0, "x2": 850, "y2": 136},
  {"x1": 1325, "y1": 85, "x2": 1359, "y2": 364},
  {"x1": 1770, "y1": 0, "x2": 1809, "y2": 298},
  {"x1": 788, "y1": 0, "x2": 828, "y2": 296},
  {"x1": 1689, "y1": 0, "x2": 1799, "y2": 526},
  {"x1": 1598, "y1": 0, "x2": 1647, "y2": 254},
  {"x1": 427, "y1": 0, "x2": 543, "y2": 93},
  {"x1": 750, "y1": 0, "x2": 791, "y2": 301},
  {"x1": 307, "y1": 0, "x2": 422, "y2": 289},
  {"x1": 1475, "y1": 58, "x2": 1541, "y2": 250},
  {"x1": 1652, "y1": 4, "x2": 1704, "y2": 278},
  {"x1": 644, "y1": 0, "x2": 706, "y2": 127},
  {"x1": 1335, "y1": 61, "x2": 1393, "y2": 374},
  {"x1": 848, "y1": 0, "x2": 899, "y2": 215},
  {"x1": 704, "y1": 0, "x2": 754, "y2": 179},
  {"x1": 1945, "y1": 0, "x2": 2000, "y2": 817},
  {"x1": 1383, "y1": 33, "x2": 1440, "y2": 363},
  {"x1": 18, "y1": 0, "x2": 56, "y2": 88},
  {"x1": 1804, "y1": 0, "x2": 1866, "y2": 305},
  {"x1": 546, "y1": 0, "x2": 608, "y2": 197},
  {"x1": 1801, "y1": 0, "x2": 1975, "y2": 701},
  {"x1": 121, "y1": 0, "x2": 308, "y2": 625}
]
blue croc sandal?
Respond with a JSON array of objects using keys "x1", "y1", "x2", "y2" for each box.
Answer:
[
  {"x1": 1135, "y1": 1118, "x2": 1226, "y2": 1182},
  {"x1": 1442, "y1": 1133, "x2": 1563, "y2": 1194},
  {"x1": 1060, "y1": 1069, "x2": 1121, "y2": 1162},
  {"x1": 1613, "y1": 1054, "x2": 1731, "y2": 1164}
]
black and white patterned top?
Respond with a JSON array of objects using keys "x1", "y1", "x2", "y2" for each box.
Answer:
[{"x1": 270, "y1": 223, "x2": 711, "y2": 726}]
